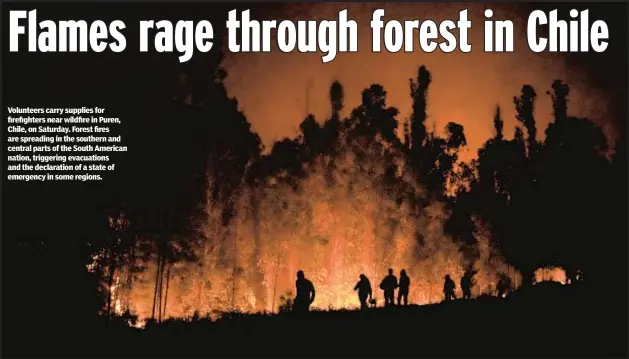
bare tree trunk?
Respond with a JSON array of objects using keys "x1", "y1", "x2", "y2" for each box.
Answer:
[
  {"x1": 197, "y1": 249, "x2": 206, "y2": 309},
  {"x1": 196, "y1": 224, "x2": 216, "y2": 310},
  {"x1": 378, "y1": 228, "x2": 389, "y2": 305},
  {"x1": 271, "y1": 245, "x2": 283, "y2": 313},
  {"x1": 157, "y1": 258, "x2": 166, "y2": 322},
  {"x1": 123, "y1": 247, "x2": 136, "y2": 311},
  {"x1": 106, "y1": 271, "x2": 114, "y2": 315},
  {"x1": 373, "y1": 198, "x2": 381, "y2": 287},
  {"x1": 231, "y1": 235, "x2": 238, "y2": 311},
  {"x1": 106, "y1": 254, "x2": 117, "y2": 315},
  {"x1": 162, "y1": 262, "x2": 172, "y2": 320},
  {"x1": 341, "y1": 228, "x2": 348, "y2": 308},
  {"x1": 151, "y1": 254, "x2": 163, "y2": 320},
  {"x1": 249, "y1": 189, "x2": 267, "y2": 312}
]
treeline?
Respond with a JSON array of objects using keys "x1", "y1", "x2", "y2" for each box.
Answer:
[
  {"x1": 85, "y1": 53, "x2": 624, "y2": 320},
  {"x1": 8, "y1": 50, "x2": 625, "y2": 327}
]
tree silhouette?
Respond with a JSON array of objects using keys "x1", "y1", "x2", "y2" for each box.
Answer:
[
  {"x1": 322, "y1": 81, "x2": 345, "y2": 185},
  {"x1": 83, "y1": 60, "x2": 622, "y2": 324},
  {"x1": 407, "y1": 66, "x2": 468, "y2": 201},
  {"x1": 346, "y1": 84, "x2": 399, "y2": 144},
  {"x1": 513, "y1": 85, "x2": 538, "y2": 157}
]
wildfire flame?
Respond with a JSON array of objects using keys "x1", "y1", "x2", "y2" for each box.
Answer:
[
  {"x1": 534, "y1": 266, "x2": 568, "y2": 285},
  {"x1": 89, "y1": 136, "x2": 523, "y2": 324}
]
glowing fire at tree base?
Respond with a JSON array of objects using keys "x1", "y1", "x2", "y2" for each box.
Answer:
[{"x1": 90, "y1": 148, "x2": 524, "y2": 323}]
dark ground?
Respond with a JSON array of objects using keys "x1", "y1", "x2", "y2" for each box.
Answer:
[{"x1": 6, "y1": 282, "x2": 627, "y2": 358}]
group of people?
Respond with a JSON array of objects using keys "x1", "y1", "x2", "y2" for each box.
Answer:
[
  {"x1": 294, "y1": 268, "x2": 482, "y2": 312},
  {"x1": 443, "y1": 272, "x2": 475, "y2": 300},
  {"x1": 354, "y1": 268, "x2": 412, "y2": 309}
]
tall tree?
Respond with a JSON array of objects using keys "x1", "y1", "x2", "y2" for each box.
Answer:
[{"x1": 513, "y1": 85, "x2": 539, "y2": 158}]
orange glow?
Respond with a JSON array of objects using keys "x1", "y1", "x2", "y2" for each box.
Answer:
[
  {"x1": 90, "y1": 140, "x2": 521, "y2": 324},
  {"x1": 533, "y1": 266, "x2": 568, "y2": 285},
  {"x1": 222, "y1": 3, "x2": 614, "y2": 160}
]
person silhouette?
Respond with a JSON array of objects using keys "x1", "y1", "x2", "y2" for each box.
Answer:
[
  {"x1": 293, "y1": 270, "x2": 315, "y2": 313},
  {"x1": 397, "y1": 269, "x2": 410, "y2": 306},
  {"x1": 461, "y1": 272, "x2": 473, "y2": 300},
  {"x1": 354, "y1": 274, "x2": 373, "y2": 309},
  {"x1": 379, "y1": 268, "x2": 398, "y2": 307},
  {"x1": 443, "y1": 274, "x2": 456, "y2": 301}
]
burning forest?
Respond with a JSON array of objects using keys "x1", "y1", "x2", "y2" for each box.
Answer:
[
  {"x1": 86, "y1": 63, "x2": 616, "y2": 326},
  {"x1": 93, "y1": 142, "x2": 519, "y2": 322}
]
